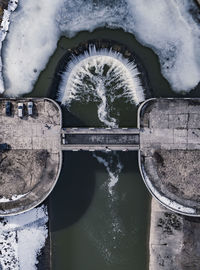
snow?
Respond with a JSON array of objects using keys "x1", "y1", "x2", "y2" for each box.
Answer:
[
  {"x1": 0, "y1": 0, "x2": 18, "y2": 93},
  {"x1": 0, "y1": 205, "x2": 48, "y2": 270},
  {"x1": 141, "y1": 163, "x2": 196, "y2": 215},
  {"x1": 0, "y1": 193, "x2": 27, "y2": 202},
  {"x1": 3, "y1": 0, "x2": 200, "y2": 96}
]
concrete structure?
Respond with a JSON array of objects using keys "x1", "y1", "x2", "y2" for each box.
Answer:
[
  {"x1": 0, "y1": 98, "x2": 62, "y2": 216},
  {"x1": 61, "y1": 128, "x2": 139, "y2": 151},
  {"x1": 60, "y1": 98, "x2": 200, "y2": 216},
  {"x1": 138, "y1": 98, "x2": 200, "y2": 216},
  {"x1": 2, "y1": 97, "x2": 200, "y2": 217}
]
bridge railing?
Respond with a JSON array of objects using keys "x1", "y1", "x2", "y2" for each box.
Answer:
[{"x1": 61, "y1": 128, "x2": 140, "y2": 151}]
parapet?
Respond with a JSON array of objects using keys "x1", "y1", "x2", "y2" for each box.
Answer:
[
  {"x1": 138, "y1": 98, "x2": 200, "y2": 216},
  {"x1": 0, "y1": 98, "x2": 62, "y2": 216}
]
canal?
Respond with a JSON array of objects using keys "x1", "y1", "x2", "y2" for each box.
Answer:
[{"x1": 25, "y1": 27, "x2": 200, "y2": 270}]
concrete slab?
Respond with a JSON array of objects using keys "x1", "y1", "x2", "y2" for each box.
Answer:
[
  {"x1": 139, "y1": 98, "x2": 200, "y2": 216},
  {"x1": 0, "y1": 98, "x2": 62, "y2": 216}
]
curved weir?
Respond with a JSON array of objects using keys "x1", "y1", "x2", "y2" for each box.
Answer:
[{"x1": 58, "y1": 46, "x2": 145, "y2": 127}]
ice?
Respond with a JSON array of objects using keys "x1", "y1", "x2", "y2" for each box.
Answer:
[
  {"x1": 0, "y1": 0, "x2": 18, "y2": 93},
  {"x1": 126, "y1": 0, "x2": 200, "y2": 92},
  {"x1": 0, "y1": 205, "x2": 48, "y2": 270},
  {"x1": 2, "y1": 0, "x2": 200, "y2": 96},
  {"x1": 3, "y1": 0, "x2": 62, "y2": 96}
]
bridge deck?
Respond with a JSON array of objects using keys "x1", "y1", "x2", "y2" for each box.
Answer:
[{"x1": 61, "y1": 128, "x2": 139, "y2": 151}]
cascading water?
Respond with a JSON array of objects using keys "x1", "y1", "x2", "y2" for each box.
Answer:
[
  {"x1": 58, "y1": 45, "x2": 145, "y2": 127},
  {"x1": 93, "y1": 152, "x2": 123, "y2": 196},
  {"x1": 58, "y1": 44, "x2": 143, "y2": 194}
]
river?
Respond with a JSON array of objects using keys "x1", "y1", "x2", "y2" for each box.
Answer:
[{"x1": 24, "y1": 27, "x2": 200, "y2": 270}]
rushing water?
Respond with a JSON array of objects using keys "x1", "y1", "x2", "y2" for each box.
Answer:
[{"x1": 57, "y1": 45, "x2": 145, "y2": 127}]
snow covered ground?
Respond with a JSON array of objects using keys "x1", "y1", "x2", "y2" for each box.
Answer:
[
  {"x1": 0, "y1": 0, "x2": 18, "y2": 93},
  {"x1": 2, "y1": 0, "x2": 200, "y2": 96},
  {"x1": 0, "y1": 205, "x2": 48, "y2": 270}
]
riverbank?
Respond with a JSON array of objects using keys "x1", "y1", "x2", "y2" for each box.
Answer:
[{"x1": 149, "y1": 198, "x2": 200, "y2": 270}]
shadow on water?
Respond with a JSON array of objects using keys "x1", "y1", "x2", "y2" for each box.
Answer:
[{"x1": 49, "y1": 151, "x2": 96, "y2": 232}]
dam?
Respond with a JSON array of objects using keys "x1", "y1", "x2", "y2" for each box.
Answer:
[
  {"x1": 1, "y1": 97, "x2": 200, "y2": 217},
  {"x1": 61, "y1": 127, "x2": 139, "y2": 151}
]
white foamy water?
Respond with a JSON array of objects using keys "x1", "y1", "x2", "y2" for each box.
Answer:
[
  {"x1": 3, "y1": 0, "x2": 200, "y2": 96},
  {"x1": 82, "y1": 154, "x2": 125, "y2": 264},
  {"x1": 58, "y1": 46, "x2": 144, "y2": 126},
  {"x1": 93, "y1": 152, "x2": 123, "y2": 195},
  {"x1": 0, "y1": 205, "x2": 48, "y2": 270}
]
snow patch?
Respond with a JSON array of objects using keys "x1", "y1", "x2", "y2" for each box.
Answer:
[
  {"x1": 0, "y1": 193, "x2": 27, "y2": 202},
  {"x1": 0, "y1": 0, "x2": 18, "y2": 93},
  {"x1": 140, "y1": 162, "x2": 196, "y2": 215},
  {"x1": 0, "y1": 205, "x2": 48, "y2": 270}
]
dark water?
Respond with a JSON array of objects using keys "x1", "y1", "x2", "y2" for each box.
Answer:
[{"x1": 25, "y1": 27, "x2": 200, "y2": 270}]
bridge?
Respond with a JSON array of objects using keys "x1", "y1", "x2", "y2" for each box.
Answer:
[{"x1": 61, "y1": 128, "x2": 139, "y2": 151}]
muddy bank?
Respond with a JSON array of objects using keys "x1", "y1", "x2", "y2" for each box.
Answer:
[{"x1": 149, "y1": 199, "x2": 200, "y2": 270}]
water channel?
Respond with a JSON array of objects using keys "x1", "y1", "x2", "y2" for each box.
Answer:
[{"x1": 24, "y1": 28, "x2": 200, "y2": 270}]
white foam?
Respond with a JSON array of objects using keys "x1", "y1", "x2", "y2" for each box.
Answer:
[
  {"x1": 58, "y1": 46, "x2": 144, "y2": 108},
  {"x1": 0, "y1": 205, "x2": 48, "y2": 270},
  {"x1": 58, "y1": 46, "x2": 144, "y2": 126},
  {"x1": 93, "y1": 152, "x2": 123, "y2": 195}
]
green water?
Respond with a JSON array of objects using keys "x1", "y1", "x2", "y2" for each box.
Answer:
[{"x1": 25, "y1": 27, "x2": 200, "y2": 270}]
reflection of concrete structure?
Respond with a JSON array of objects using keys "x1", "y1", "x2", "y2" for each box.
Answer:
[
  {"x1": 0, "y1": 98, "x2": 62, "y2": 216},
  {"x1": 138, "y1": 98, "x2": 200, "y2": 216}
]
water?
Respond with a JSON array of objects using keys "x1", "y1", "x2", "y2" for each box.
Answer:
[
  {"x1": 24, "y1": 27, "x2": 200, "y2": 270},
  {"x1": 49, "y1": 151, "x2": 150, "y2": 270}
]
